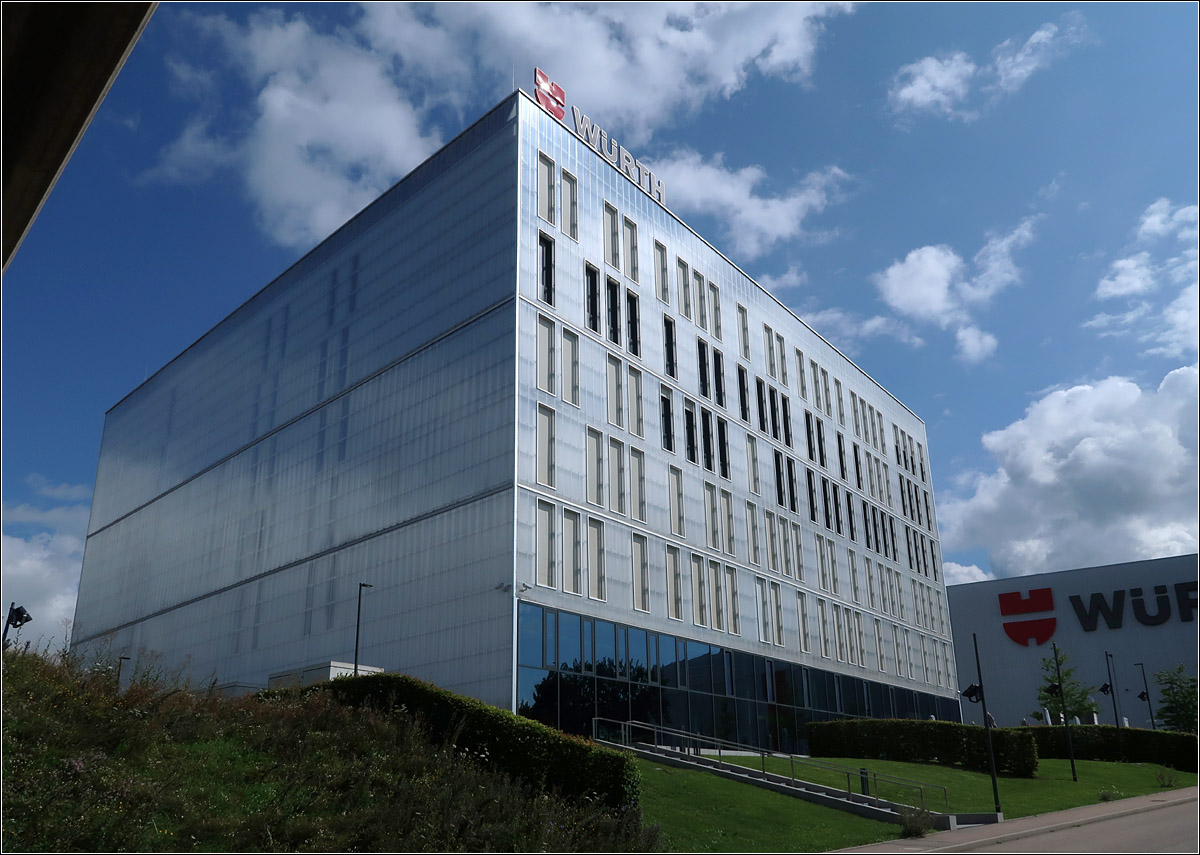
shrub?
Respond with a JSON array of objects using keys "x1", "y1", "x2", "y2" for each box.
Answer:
[
  {"x1": 318, "y1": 671, "x2": 641, "y2": 810},
  {"x1": 1026, "y1": 724, "x2": 1197, "y2": 772},
  {"x1": 808, "y1": 718, "x2": 1039, "y2": 777},
  {"x1": 897, "y1": 806, "x2": 935, "y2": 838}
]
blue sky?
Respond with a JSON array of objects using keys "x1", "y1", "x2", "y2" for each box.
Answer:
[{"x1": 3, "y1": 2, "x2": 1197, "y2": 646}]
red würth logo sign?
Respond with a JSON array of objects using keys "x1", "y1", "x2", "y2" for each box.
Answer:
[
  {"x1": 534, "y1": 68, "x2": 565, "y2": 121},
  {"x1": 998, "y1": 587, "x2": 1057, "y2": 646}
]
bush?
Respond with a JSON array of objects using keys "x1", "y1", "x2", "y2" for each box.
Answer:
[
  {"x1": 317, "y1": 671, "x2": 641, "y2": 810},
  {"x1": 1026, "y1": 723, "x2": 1197, "y2": 771},
  {"x1": 808, "y1": 718, "x2": 1039, "y2": 777}
]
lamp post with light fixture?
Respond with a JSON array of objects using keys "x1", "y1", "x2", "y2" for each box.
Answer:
[{"x1": 354, "y1": 583, "x2": 373, "y2": 676}]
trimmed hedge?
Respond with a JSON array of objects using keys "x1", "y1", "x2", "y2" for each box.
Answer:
[
  {"x1": 1027, "y1": 724, "x2": 1198, "y2": 772},
  {"x1": 808, "y1": 719, "x2": 1038, "y2": 777},
  {"x1": 285, "y1": 672, "x2": 640, "y2": 809}
]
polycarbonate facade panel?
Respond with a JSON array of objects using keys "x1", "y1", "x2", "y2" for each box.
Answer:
[
  {"x1": 75, "y1": 97, "x2": 523, "y2": 704},
  {"x1": 512, "y1": 93, "x2": 956, "y2": 711}
]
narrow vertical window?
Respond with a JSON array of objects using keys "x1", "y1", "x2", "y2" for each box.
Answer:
[
  {"x1": 725, "y1": 565, "x2": 741, "y2": 634},
  {"x1": 797, "y1": 592, "x2": 810, "y2": 652},
  {"x1": 821, "y1": 368, "x2": 832, "y2": 417},
  {"x1": 538, "y1": 233, "x2": 554, "y2": 304},
  {"x1": 586, "y1": 428, "x2": 603, "y2": 505},
  {"x1": 773, "y1": 450, "x2": 786, "y2": 508},
  {"x1": 623, "y1": 217, "x2": 639, "y2": 281},
  {"x1": 835, "y1": 379, "x2": 845, "y2": 426},
  {"x1": 609, "y1": 438, "x2": 626, "y2": 514},
  {"x1": 738, "y1": 365, "x2": 750, "y2": 422},
  {"x1": 818, "y1": 599, "x2": 831, "y2": 657},
  {"x1": 678, "y1": 259, "x2": 692, "y2": 319},
  {"x1": 694, "y1": 270, "x2": 708, "y2": 330},
  {"x1": 746, "y1": 501, "x2": 761, "y2": 565},
  {"x1": 585, "y1": 265, "x2": 600, "y2": 333},
  {"x1": 771, "y1": 582, "x2": 784, "y2": 646},
  {"x1": 660, "y1": 386, "x2": 675, "y2": 452},
  {"x1": 669, "y1": 466, "x2": 685, "y2": 535},
  {"x1": 606, "y1": 356, "x2": 624, "y2": 427},
  {"x1": 721, "y1": 490, "x2": 735, "y2": 554},
  {"x1": 874, "y1": 619, "x2": 885, "y2": 671},
  {"x1": 606, "y1": 277, "x2": 621, "y2": 344},
  {"x1": 709, "y1": 281, "x2": 722, "y2": 339},
  {"x1": 786, "y1": 458, "x2": 798, "y2": 514},
  {"x1": 781, "y1": 396, "x2": 793, "y2": 448},
  {"x1": 684, "y1": 400, "x2": 698, "y2": 464},
  {"x1": 537, "y1": 153, "x2": 555, "y2": 224},
  {"x1": 849, "y1": 550, "x2": 860, "y2": 603},
  {"x1": 536, "y1": 500, "x2": 556, "y2": 587},
  {"x1": 633, "y1": 534, "x2": 649, "y2": 612},
  {"x1": 769, "y1": 387, "x2": 780, "y2": 441},
  {"x1": 667, "y1": 546, "x2": 683, "y2": 620},
  {"x1": 626, "y1": 290, "x2": 641, "y2": 356},
  {"x1": 588, "y1": 518, "x2": 606, "y2": 600},
  {"x1": 791, "y1": 522, "x2": 805, "y2": 581},
  {"x1": 765, "y1": 511, "x2": 779, "y2": 572},
  {"x1": 756, "y1": 577, "x2": 771, "y2": 642},
  {"x1": 630, "y1": 448, "x2": 646, "y2": 521},
  {"x1": 710, "y1": 560, "x2": 725, "y2": 631},
  {"x1": 810, "y1": 360, "x2": 821, "y2": 411},
  {"x1": 756, "y1": 378, "x2": 768, "y2": 432},
  {"x1": 663, "y1": 316, "x2": 677, "y2": 378},
  {"x1": 713, "y1": 349, "x2": 726, "y2": 407},
  {"x1": 562, "y1": 329, "x2": 579, "y2": 406},
  {"x1": 776, "y1": 334, "x2": 787, "y2": 386},
  {"x1": 536, "y1": 405, "x2": 555, "y2": 487},
  {"x1": 851, "y1": 391, "x2": 861, "y2": 437},
  {"x1": 603, "y1": 203, "x2": 620, "y2": 268},
  {"x1": 564, "y1": 510, "x2": 582, "y2": 595},
  {"x1": 697, "y1": 339, "x2": 711, "y2": 399},
  {"x1": 796, "y1": 349, "x2": 808, "y2": 400},
  {"x1": 701, "y1": 408, "x2": 715, "y2": 471},
  {"x1": 716, "y1": 417, "x2": 730, "y2": 479},
  {"x1": 693, "y1": 554, "x2": 708, "y2": 626},
  {"x1": 628, "y1": 366, "x2": 644, "y2": 437},
  {"x1": 561, "y1": 169, "x2": 578, "y2": 239},
  {"x1": 654, "y1": 241, "x2": 669, "y2": 303},
  {"x1": 764, "y1": 325, "x2": 776, "y2": 377},
  {"x1": 737, "y1": 304, "x2": 750, "y2": 359},
  {"x1": 746, "y1": 435, "x2": 760, "y2": 494},
  {"x1": 704, "y1": 482, "x2": 720, "y2": 550},
  {"x1": 537, "y1": 315, "x2": 555, "y2": 393}
]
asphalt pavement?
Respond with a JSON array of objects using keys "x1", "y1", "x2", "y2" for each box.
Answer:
[{"x1": 833, "y1": 786, "x2": 1198, "y2": 854}]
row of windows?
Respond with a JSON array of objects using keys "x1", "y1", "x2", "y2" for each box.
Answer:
[{"x1": 893, "y1": 423, "x2": 928, "y2": 484}]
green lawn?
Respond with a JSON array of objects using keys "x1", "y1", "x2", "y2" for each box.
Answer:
[
  {"x1": 703, "y1": 753, "x2": 1196, "y2": 818},
  {"x1": 636, "y1": 758, "x2": 901, "y2": 852}
]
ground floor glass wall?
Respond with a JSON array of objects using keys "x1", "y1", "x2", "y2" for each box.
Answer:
[{"x1": 516, "y1": 602, "x2": 960, "y2": 754}]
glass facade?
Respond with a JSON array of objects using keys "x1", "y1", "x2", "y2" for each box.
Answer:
[{"x1": 517, "y1": 602, "x2": 960, "y2": 753}]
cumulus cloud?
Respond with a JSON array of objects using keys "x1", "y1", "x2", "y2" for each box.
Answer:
[
  {"x1": 798, "y1": 306, "x2": 925, "y2": 357},
  {"x1": 871, "y1": 216, "x2": 1038, "y2": 362},
  {"x1": 889, "y1": 13, "x2": 1090, "y2": 122},
  {"x1": 655, "y1": 153, "x2": 849, "y2": 260},
  {"x1": 756, "y1": 265, "x2": 809, "y2": 294},
  {"x1": 943, "y1": 561, "x2": 993, "y2": 585},
  {"x1": 1085, "y1": 198, "x2": 1199, "y2": 359},
  {"x1": 2, "y1": 480, "x2": 94, "y2": 651},
  {"x1": 938, "y1": 365, "x2": 1199, "y2": 578},
  {"x1": 888, "y1": 52, "x2": 978, "y2": 120},
  {"x1": 150, "y1": 3, "x2": 853, "y2": 249}
]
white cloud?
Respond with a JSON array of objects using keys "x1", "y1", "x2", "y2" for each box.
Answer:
[
  {"x1": 888, "y1": 52, "x2": 978, "y2": 120},
  {"x1": 757, "y1": 264, "x2": 808, "y2": 294},
  {"x1": 938, "y1": 365, "x2": 1199, "y2": 578},
  {"x1": 890, "y1": 14, "x2": 1089, "y2": 122},
  {"x1": 655, "y1": 153, "x2": 849, "y2": 259},
  {"x1": 872, "y1": 245, "x2": 966, "y2": 327},
  {"x1": 799, "y1": 306, "x2": 925, "y2": 357},
  {"x1": 25, "y1": 475, "x2": 93, "y2": 503},
  {"x1": 989, "y1": 14, "x2": 1088, "y2": 94},
  {"x1": 943, "y1": 561, "x2": 994, "y2": 585},
  {"x1": 955, "y1": 325, "x2": 998, "y2": 364},
  {"x1": 1086, "y1": 199, "x2": 1199, "y2": 358},
  {"x1": 0, "y1": 532, "x2": 84, "y2": 651},
  {"x1": 1095, "y1": 252, "x2": 1157, "y2": 299},
  {"x1": 152, "y1": 3, "x2": 854, "y2": 249},
  {"x1": 870, "y1": 216, "x2": 1038, "y2": 362}
]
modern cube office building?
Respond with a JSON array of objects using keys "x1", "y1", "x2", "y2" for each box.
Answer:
[{"x1": 74, "y1": 84, "x2": 959, "y2": 751}]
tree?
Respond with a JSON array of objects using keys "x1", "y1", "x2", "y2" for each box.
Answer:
[
  {"x1": 1030, "y1": 648, "x2": 1098, "y2": 724},
  {"x1": 1154, "y1": 665, "x2": 1198, "y2": 734}
]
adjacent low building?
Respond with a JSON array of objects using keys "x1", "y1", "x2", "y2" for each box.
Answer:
[
  {"x1": 73, "y1": 82, "x2": 960, "y2": 753},
  {"x1": 948, "y1": 554, "x2": 1198, "y2": 727}
]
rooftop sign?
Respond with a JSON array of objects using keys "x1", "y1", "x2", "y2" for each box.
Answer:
[{"x1": 534, "y1": 68, "x2": 667, "y2": 207}]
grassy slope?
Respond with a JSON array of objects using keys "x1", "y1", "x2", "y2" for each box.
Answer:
[
  {"x1": 636, "y1": 758, "x2": 901, "y2": 853},
  {"x1": 710, "y1": 753, "x2": 1196, "y2": 817}
]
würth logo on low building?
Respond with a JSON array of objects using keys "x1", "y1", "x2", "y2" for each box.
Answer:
[
  {"x1": 998, "y1": 587, "x2": 1056, "y2": 646},
  {"x1": 534, "y1": 68, "x2": 565, "y2": 121}
]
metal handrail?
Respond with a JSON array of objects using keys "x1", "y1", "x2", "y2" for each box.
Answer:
[{"x1": 592, "y1": 717, "x2": 949, "y2": 813}]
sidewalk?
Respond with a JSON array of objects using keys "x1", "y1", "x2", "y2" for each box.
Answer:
[{"x1": 834, "y1": 786, "x2": 1198, "y2": 853}]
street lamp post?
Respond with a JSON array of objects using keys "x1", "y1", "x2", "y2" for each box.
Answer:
[
  {"x1": 354, "y1": 582, "x2": 373, "y2": 676},
  {"x1": 1102, "y1": 650, "x2": 1123, "y2": 758},
  {"x1": 1050, "y1": 641, "x2": 1078, "y2": 782},
  {"x1": 116, "y1": 655, "x2": 131, "y2": 692},
  {"x1": 962, "y1": 633, "x2": 1002, "y2": 817},
  {"x1": 1135, "y1": 662, "x2": 1157, "y2": 730}
]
